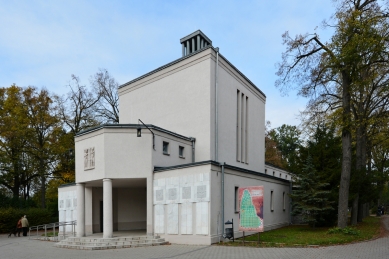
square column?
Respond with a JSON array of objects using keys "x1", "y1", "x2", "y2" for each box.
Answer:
[
  {"x1": 76, "y1": 183, "x2": 85, "y2": 237},
  {"x1": 85, "y1": 187, "x2": 93, "y2": 235},
  {"x1": 103, "y1": 178, "x2": 113, "y2": 238},
  {"x1": 147, "y1": 176, "x2": 153, "y2": 236}
]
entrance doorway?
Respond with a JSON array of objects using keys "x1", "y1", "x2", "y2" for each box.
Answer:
[{"x1": 100, "y1": 201, "x2": 103, "y2": 232}]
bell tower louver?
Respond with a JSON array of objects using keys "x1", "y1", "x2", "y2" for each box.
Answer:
[{"x1": 180, "y1": 30, "x2": 212, "y2": 57}]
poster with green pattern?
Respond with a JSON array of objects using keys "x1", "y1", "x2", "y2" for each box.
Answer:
[{"x1": 238, "y1": 186, "x2": 264, "y2": 232}]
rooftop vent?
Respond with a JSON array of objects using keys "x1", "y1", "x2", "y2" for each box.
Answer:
[{"x1": 180, "y1": 30, "x2": 212, "y2": 57}]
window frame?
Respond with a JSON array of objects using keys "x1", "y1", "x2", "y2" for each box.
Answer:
[
  {"x1": 163, "y1": 141, "x2": 170, "y2": 155},
  {"x1": 179, "y1": 146, "x2": 185, "y2": 158}
]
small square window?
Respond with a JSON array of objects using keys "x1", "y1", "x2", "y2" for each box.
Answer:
[
  {"x1": 163, "y1": 141, "x2": 169, "y2": 155},
  {"x1": 179, "y1": 146, "x2": 185, "y2": 158}
]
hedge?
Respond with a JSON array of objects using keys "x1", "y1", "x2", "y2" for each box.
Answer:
[{"x1": 0, "y1": 208, "x2": 52, "y2": 233}]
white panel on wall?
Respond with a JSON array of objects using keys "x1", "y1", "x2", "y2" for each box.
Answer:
[
  {"x1": 153, "y1": 178, "x2": 166, "y2": 205},
  {"x1": 154, "y1": 204, "x2": 165, "y2": 234},
  {"x1": 166, "y1": 177, "x2": 179, "y2": 204},
  {"x1": 194, "y1": 173, "x2": 210, "y2": 202},
  {"x1": 167, "y1": 203, "x2": 178, "y2": 234},
  {"x1": 180, "y1": 202, "x2": 193, "y2": 234},
  {"x1": 196, "y1": 202, "x2": 209, "y2": 235},
  {"x1": 179, "y1": 175, "x2": 194, "y2": 203}
]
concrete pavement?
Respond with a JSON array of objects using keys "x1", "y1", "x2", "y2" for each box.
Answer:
[{"x1": 1, "y1": 216, "x2": 388, "y2": 259}]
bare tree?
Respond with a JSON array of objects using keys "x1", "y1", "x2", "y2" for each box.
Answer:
[
  {"x1": 91, "y1": 68, "x2": 119, "y2": 123},
  {"x1": 57, "y1": 75, "x2": 101, "y2": 135}
]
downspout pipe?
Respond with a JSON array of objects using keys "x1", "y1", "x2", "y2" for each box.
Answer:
[
  {"x1": 215, "y1": 47, "x2": 220, "y2": 162},
  {"x1": 221, "y1": 163, "x2": 225, "y2": 237},
  {"x1": 190, "y1": 137, "x2": 196, "y2": 163}
]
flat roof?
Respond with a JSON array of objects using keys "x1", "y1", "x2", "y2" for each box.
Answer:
[
  {"x1": 154, "y1": 160, "x2": 290, "y2": 183},
  {"x1": 75, "y1": 123, "x2": 194, "y2": 142}
]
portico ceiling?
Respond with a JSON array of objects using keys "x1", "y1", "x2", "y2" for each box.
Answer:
[{"x1": 83, "y1": 178, "x2": 146, "y2": 188}]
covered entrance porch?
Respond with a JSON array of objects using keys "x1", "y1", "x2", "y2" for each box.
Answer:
[{"x1": 76, "y1": 178, "x2": 152, "y2": 239}]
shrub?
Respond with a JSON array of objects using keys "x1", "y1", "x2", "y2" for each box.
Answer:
[
  {"x1": 0, "y1": 208, "x2": 52, "y2": 233},
  {"x1": 327, "y1": 227, "x2": 360, "y2": 236}
]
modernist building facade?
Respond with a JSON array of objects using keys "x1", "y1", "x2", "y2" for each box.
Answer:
[{"x1": 58, "y1": 30, "x2": 291, "y2": 245}]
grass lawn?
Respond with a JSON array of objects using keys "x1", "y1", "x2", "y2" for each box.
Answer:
[{"x1": 217, "y1": 216, "x2": 380, "y2": 247}]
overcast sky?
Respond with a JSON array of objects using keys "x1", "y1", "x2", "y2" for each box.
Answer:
[{"x1": 0, "y1": 0, "x2": 336, "y2": 128}]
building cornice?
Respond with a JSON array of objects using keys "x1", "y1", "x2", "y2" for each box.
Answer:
[
  {"x1": 154, "y1": 160, "x2": 290, "y2": 183},
  {"x1": 75, "y1": 124, "x2": 194, "y2": 142}
]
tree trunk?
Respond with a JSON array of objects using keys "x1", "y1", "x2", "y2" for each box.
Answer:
[
  {"x1": 40, "y1": 159, "x2": 46, "y2": 208},
  {"x1": 351, "y1": 194, "x2": 359, "y2": 225},
  {"x1": 338, "y1": 71, "x2": 352, "y2": 229},
  {"x1": 40, "y1": 175, "x2": 46, "y2": 208},
  {"x1": 357, "y1": 202, "x2": 364, "y2": 222}
]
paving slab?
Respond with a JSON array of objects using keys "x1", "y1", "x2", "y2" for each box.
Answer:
[{"x1": 1, "y1": 216, "x2": 388, "y2": 259}]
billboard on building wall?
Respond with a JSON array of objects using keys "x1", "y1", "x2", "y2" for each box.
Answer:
[{"x1": 238, "y1": 186, "x2": 264, "y2": 232}]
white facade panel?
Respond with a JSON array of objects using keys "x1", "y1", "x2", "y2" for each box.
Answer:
[
  {"x1": 167, "y1": 204, "x2": 178, "y2": 234},
  {"x1": 180, "y1": 202, "x2": 193, "y2": 234},
  {"x1": 196, "y1": 202, "x2": 209, "y2": 235}
]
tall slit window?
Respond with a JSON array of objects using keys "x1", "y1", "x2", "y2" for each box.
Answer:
[
  {"x1": 237, "y1": 90, "x2": 248, "y2": 163},
  {"x1": 236, "y1": 90, "x2": 241, "y2": 161},
  {"x1": 271, "y1": 190, "x2": 274, "y2": 212}
]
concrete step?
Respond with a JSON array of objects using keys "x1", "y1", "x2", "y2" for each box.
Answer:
[{"x1": 55, "y1": 235, "x2": 167, "y2": 250}]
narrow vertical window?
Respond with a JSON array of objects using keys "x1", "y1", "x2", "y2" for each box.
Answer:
[
  {"x1": 236, "y1": 90, "x2": 241, "y2": 161},
  {"x1": 163, "y1": 141, "x2": 169, "y2": 155},
  {"x1": 245, "y1": 96, "x2": 249, "y2": 164},
  {"x1": 283, "y1": 192, "x2": 286, "y2": 211},
  {"x1": 271, "y1": 191, "x2": 274, "y2": 212},
  {"x1": 235, "y1": 186, "x2": 239, "y2": 212},
  {"x1": 241, "y1": 93, "x2": 244, "y2": 162}
]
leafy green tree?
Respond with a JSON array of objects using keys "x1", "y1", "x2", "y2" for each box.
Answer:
[
  {"x1": 298, "y1": 124, "x2": 342, "y2": 226},
  {"x1": 290, "y1": 155, "x2": 334, "y2": 228},
  {"x1": 24, "y1": 87, "x2": 62, "y2": 208},
  {"x1": 269, "y1": 124, "x2": 302, "y2": 172},
  {"x1": 276, "y1": 0, "x2": 389, "y2": 228},
  {"x1": 0, "y1": 85, "x2": 34, "y2": 198}
]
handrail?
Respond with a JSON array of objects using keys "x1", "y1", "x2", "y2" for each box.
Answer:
[{"x1": 29, "y1": 220, "x2": 77, "y2": 241}]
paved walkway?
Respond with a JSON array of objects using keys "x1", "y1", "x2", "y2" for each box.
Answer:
[{"x1": 1, "y1": 216, "x2": 388, "y2": 259}]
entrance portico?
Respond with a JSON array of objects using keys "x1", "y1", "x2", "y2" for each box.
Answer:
[{"x1": 76, "y1": 178, "x2": 148, "y2": 239}]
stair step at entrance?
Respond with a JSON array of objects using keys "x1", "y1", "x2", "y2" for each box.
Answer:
[{"x1": 55, "y1": 235, "x2": 168, "y2": 250}]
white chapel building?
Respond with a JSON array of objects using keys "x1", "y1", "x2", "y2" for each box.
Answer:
[{"x1": 58, "y1": 30, "x2": 291, "y2": 245}]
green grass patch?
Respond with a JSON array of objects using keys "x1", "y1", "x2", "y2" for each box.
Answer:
[{"x1": 217, "y1": 216, "x2": 380, "y2": 247}]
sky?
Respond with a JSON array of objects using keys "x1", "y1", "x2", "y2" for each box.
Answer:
[{"x1": 0, "y1": 0, "x2": 335, "y2": 128}]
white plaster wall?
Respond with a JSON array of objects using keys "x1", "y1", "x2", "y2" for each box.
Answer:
[
  {"x1": 76, "y1": 127, "x2": 192, "y2": 183},
  {"x1": 75, "y1": 130, "x2": 105, "y2": 183},
  {"x1": 210, "y1": 166, "x2": 290, "y2": 243},
  {"x1": 119, "y1": 50, "x2": 213, "y2": 162},
  {"x1": 152, "y1": 134, "x2": 192, "y2": 167},
  {"x1": 212, "y1": 53, "x2": 266, "y2": 172},
  {"x1": 103, "y1": 129, "x2": 153, "y2": 179}
]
